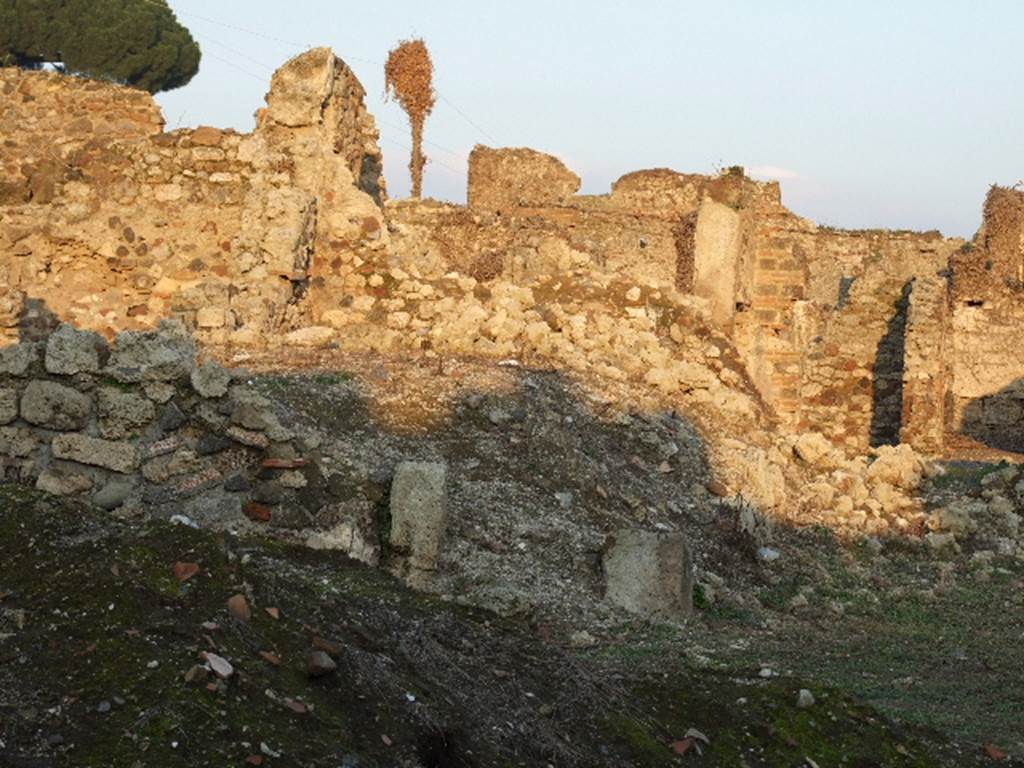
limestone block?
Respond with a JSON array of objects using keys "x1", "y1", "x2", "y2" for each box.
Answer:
[
  {"x1": 52, "y1": 433, "x2": 140, "y2": 474},
  {"x1": 865, "y1": 444, "x2": 927, "y2": 491},
  {"x1": 45, "y1": 323, "x2": 105, "y2": 375},
  {"x1": 793, "y1": 432, "x2": 833, "y2": 467},
  {"x1": 97, "y1": 388, "x2": 156, "y2": 439},
  {"x1": 0, "y1": 426, "x2": 37, "y2": 458},
  {"x1": 196, "y1": 307, "x2": 226, "y2": 329},
  {"x1": 154, "y1": 184, "x2": 182, "y2": 202},
  {"x1": 105, "y1": 319, "x2": 196, "y2": 383},
  {"x1": 603, "y1": 530, "x2": 693, "y2": 620},
  {"x1": 230, "y1": 389, "x2": 293, "y2": 441},
  {"x1": 190, "y1": 126, "x2": 224, "y2": 146},
  {"x1": 191, "y1": 362, "x2": 231, "y2": 399},
  {"x1": 142, "y1": 448, "x2": 202, "y2": 484},
  {"x1": 692, "y1": 198, "x2": 742, "y2": 327},
  {"x1": 0, "y1": 343, "x2": 39, "y2": 377},
  {"x1": 93, "y1": 478, "x2": 137, "y2": 510},
  {"x1": 264, "y1": 47, "x2": 337, "y2": 128},
  {"x1": 284, "y1": 326, "x2": 335, "y2": 347},
  {"x1": 20, "y1": 381, "x2": 92, "y2": 431},
  {"x1": 257, "y1": 188, "x2": 316, "y2": 276},
  {"x1": 0, "y1": 387, "x2": 17, "y2": 425},
  {"x1": 36, "y1": 466, "x2": 93, "y2": 496},
  {"x1": 389, "y1": 461, "x2": 448, "y2": 572}
]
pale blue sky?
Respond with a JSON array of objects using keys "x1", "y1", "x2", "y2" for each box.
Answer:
[{"x1": 156, "y1": 0, "x2": 1023, "y2": 237}]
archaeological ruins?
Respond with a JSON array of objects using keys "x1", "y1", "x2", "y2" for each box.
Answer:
[
  {"x1": 3, "y1": 47, "x2": 1021, "y2": 462},
  {"x1": 2, "y1": 47, "x2": 1024, "y2": 619}
]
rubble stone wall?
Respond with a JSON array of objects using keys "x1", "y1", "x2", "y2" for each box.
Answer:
[
  {"x1": 900, "y1": 276, "x2": 952, "y2": 454},
  {"x1": 792, "y1": 231, "x2": 957, "y2": 451},
  {"x1": 0, "y1": 320, "x2": 335, "y2": 535},
  {"x1": 0, "y1": 67, "x2": 164, "y2": 205}
]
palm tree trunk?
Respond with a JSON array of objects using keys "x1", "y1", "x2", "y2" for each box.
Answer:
[{"x1": 410, "y1": 114, "x2": 426, "y2": 198}]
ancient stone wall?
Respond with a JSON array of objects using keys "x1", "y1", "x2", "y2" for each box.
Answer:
[
  {"x1": 4, "y1": 55, "x2": 1024, "y2": 461},
  {"x1": 467, "y1": 145, "x2": 580, "y2": 211},
  {"x1": 0, "y1": 67, "x2": 164, "y2": 205},
  {"x1": 399, "y1": 152, "x2": 773, "y2": 301},
  {"x1": 0, "y1": 48, "x2": 386, "y2": 347},
  {"x1": 900, "y1": 276, "x2": 952, "y2": 454},
  {"x1": 792, "y1": 231, "x2": 957, "y2": 451},
  {"x1": 948, "y1": 188, "x2": 1024, "y2": 452}
]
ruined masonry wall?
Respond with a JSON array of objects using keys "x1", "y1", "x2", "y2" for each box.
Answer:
[
  {"x1": 5, "y1": 58, "x2": 1024, "y2": 459},
  {"x1": 0, "y1": 49, "x2": 387, "y2": 347},
  {"x1": 948, "y1": 187, "x2": 1024, "y2": 452},
  {"x1": 793, "y1": 232, "x2": 956, "y2": 451}
]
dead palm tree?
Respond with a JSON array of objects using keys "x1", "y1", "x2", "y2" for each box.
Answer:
[{"x1": 385, "y1": 39, "x2": 436, "y2": 198}]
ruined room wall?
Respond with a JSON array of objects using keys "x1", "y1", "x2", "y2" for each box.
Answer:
[
  {"x1": 467, "y1": 145, "x2": 581, "y2": 212},
  {"x1": 731, "y1": 205, "x2": 960, "y2": 449},
  {"x1": 949, "y1": 187, "x2": 1024, "y2": 451},
  {"x1": 0, "y1": 49, "x2": 387, "y2": 347},
  {"x1": 795, "y1": 231, "x2": 958, "y2": 451},
  {"x1": 729, "y1": 196, "x2": 816, "y2": 425}
]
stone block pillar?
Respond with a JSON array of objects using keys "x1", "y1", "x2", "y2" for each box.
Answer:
[
  {"x1": 603, "y1": 530, "x2": 693, "y2": 621},
  {"x1": 389, "y1": 461, "x2": 448, "y2": 582}
]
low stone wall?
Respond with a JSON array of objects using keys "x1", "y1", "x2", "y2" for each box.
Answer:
[
  {"x1": 0, "y1": 317, "x2": 716, "y2": 622},
  {"x1": 0, "y1": 320, "x2": 352, "y2": 542}
]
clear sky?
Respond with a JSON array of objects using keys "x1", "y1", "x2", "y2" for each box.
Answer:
[{"x1": 156, "y1": 0, "x2": 1023, "y2": 238}]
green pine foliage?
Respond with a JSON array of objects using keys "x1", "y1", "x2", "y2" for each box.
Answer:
[{"x1": 0, "y1": 0, "x2": 201, "y2": 93}]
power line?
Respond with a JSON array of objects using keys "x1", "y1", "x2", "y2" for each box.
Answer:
[
  {"x1": 201, "y1": 50, "x2": 266, "y2": 83},
  {"x1": 192, "y1": 32, "x2": 276, "y2": 73},
  {"x1": 381, "y1": 137, "x2": 465, "y2": 178},
  {"x1": 438, "y1": 92, "x2": 497, "y2": 145}
]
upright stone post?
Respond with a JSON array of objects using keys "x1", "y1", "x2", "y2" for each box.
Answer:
[{"x1": 603, "y1": 529, "x2": 693, "y2": 621}]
